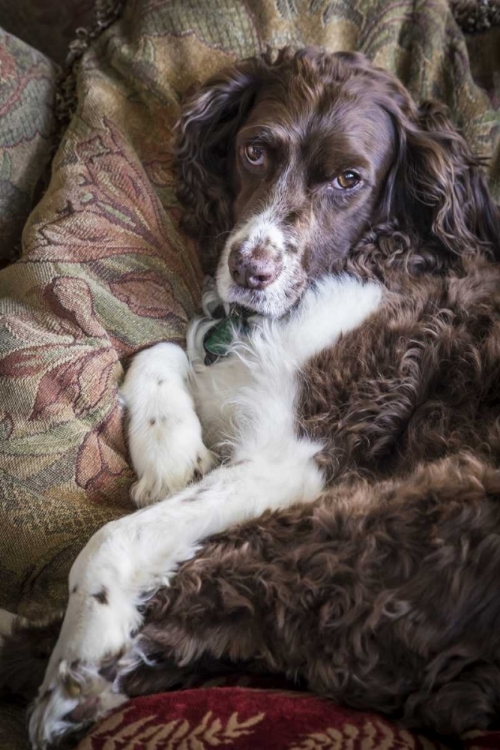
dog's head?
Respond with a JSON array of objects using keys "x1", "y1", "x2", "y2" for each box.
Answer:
[{"x1": 176, "y1": 47, "x2": 499, "y2": 317}]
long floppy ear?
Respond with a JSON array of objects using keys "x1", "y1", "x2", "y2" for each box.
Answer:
[
  {"x1": 175, "y1": 55, "x2": 271, "y2": 273},
  {"x1": 393, "y1": 100, "x2": 500, "y2": 261}
]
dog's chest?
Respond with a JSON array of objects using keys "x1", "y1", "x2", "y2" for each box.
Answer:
[{"x1": 192, "y1": 275, "x2": 386, "y2": 460}]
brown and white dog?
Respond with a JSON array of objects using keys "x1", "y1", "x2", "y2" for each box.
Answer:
[{"x1": 3, "y1": 48, "x2": 500, "y2": 747}]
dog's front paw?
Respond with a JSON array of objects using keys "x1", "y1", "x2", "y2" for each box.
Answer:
[
  {"x1": 131, "y1": 437, "x2": 216, "y2": 508},
  {"x1": 29, "y1": 522, "x2": 145, "y2": 748},
  {"x1": 29, "y1": 657, "x2": 126, "y2": 749},
  {"x1": 122, "y1": 342, "x2": 217, "y2": 508}
]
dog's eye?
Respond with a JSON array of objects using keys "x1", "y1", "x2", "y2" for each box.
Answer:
[
  {"x1": 332, "y1": 170, "x2": 361, "y2": 190},
  {"x1": 243, "y1": 144, "x2": 266, "y2": 167}
]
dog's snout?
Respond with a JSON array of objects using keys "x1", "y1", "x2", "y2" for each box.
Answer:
[{"x1": 228, "y1": 246, "x2": 282, "y2": 290}]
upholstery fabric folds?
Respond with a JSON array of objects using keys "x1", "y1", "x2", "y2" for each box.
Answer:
[
  {"x1": 0, "y1": 0, "x2": 499, "y2": 747},
  {"x1": 0, "y1": 30, "x2": 56, "y2": 268}
]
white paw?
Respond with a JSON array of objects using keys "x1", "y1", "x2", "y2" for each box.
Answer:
[
  {"x1": 29, "y1": 656, "x2": 127, "y2": 750},
  {"x1": 121, "y1": 342, "x2": 216, "y2": 508},
  {"x1": 29, "y1": 522, "x2": 143, "y2": 748},
  {"x1": 130, "y1": 439, "x2": 216, "y2": 508}
]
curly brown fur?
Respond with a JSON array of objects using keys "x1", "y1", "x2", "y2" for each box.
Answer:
[
  {"x1": 4, "y1": 48, "x2": 500, "y2": 741},
  {"x1": 125, "y1": 456, "x2": 500, "y2": 736},
  {"x1": 299, "y1": 257, "x2": 500, "y2": 483}
]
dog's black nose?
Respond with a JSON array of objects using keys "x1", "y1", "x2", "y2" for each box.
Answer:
[{"x1": 228, "y1": 246, "x2": 281, "y2": 290}]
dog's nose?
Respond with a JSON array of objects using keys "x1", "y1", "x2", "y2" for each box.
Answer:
[{"x1": 228, "y1": 247, "x2": 281, "y2": 290}]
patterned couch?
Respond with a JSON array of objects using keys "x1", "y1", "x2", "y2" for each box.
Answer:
[{"x1": 0, "y1": 1, "x2": 499, "y2": 748}]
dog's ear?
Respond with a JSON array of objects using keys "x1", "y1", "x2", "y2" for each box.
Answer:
[
  {"x1": 175, "y1": 57, "x2": 266, "y2": 272},
  {"x1": 392, "y1": 100, "x2": 499, "y2": 261}
]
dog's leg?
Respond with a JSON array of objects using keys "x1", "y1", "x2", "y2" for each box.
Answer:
[
  {"x1": 121, "y1": 342, "x2": 215, "y2": 508},
  {"x1": 28, "y1": 433, "x2": 324, "y2": 749}
]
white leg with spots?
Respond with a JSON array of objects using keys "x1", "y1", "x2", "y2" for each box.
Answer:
[
  {"x1": 28, "y1": 440, "x2": 324, "y2": 749},
  {"x1": 121, "y1": 342, "x2": 216, "y2": 508}
]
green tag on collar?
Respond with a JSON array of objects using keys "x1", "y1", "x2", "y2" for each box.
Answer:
[
  {"x1": 204, "y1": 316, "x2": 237, "y2": 357},
  {"x1": 203, "y1": 308, "x2": 251, "y2": 364}
]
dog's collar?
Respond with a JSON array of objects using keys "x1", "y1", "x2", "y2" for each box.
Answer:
[{"x1": 203, "y1": 305, "x2": 251, "y2": 365}]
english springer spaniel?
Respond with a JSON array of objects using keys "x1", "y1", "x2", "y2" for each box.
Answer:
[{"x1": 4, "y1": 48, "x2": 500, "y2": 748}]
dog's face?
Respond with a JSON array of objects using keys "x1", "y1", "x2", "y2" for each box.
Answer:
[
  {"x1": 216, "y1": 82, "x2": 395, "y2": 316},
  {"x1": 176, "y1": 49, "x2": 499, "y2": 318}
]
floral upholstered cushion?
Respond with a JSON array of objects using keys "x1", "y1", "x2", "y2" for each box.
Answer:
[{"x1": 0, "y1": 31, "x2": 56, "y2": 268}]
